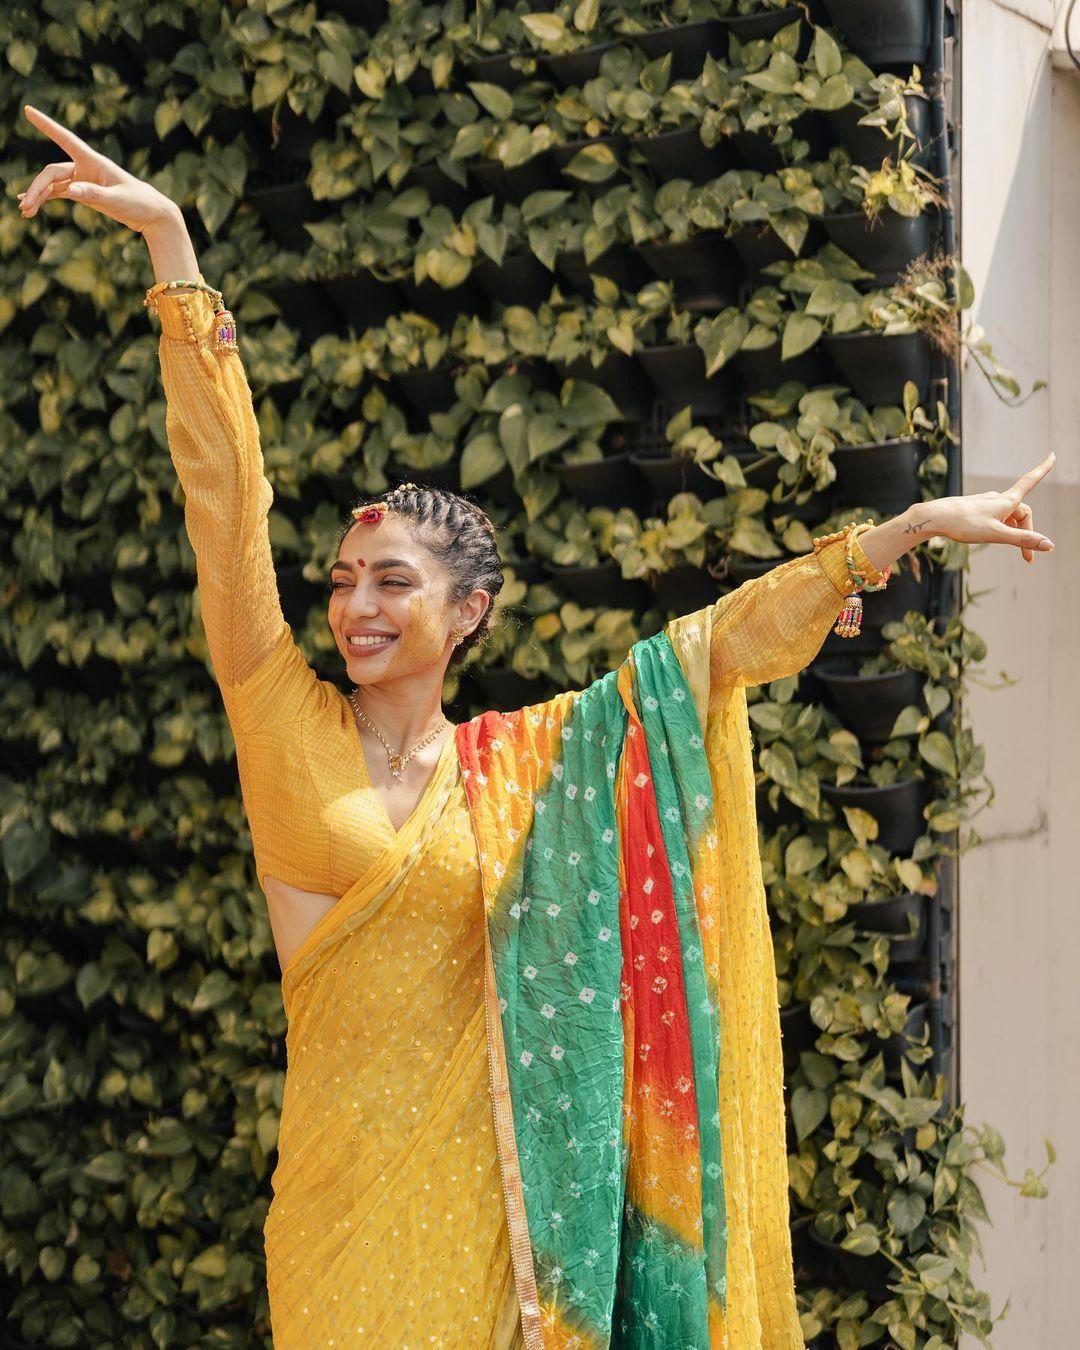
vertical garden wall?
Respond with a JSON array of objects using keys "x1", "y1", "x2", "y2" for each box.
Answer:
[{"x1": 0, "y1": 1, "x2": 1052, "y2": 1346}]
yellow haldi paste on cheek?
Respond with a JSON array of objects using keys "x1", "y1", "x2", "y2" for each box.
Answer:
[{"x1": 384, "y1": 590, "x2": 449, "y2": 675}]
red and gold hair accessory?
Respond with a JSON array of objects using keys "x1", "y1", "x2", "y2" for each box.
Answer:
[{"x1": 351, "y1": 501, "x2": 389, "y2": 524}]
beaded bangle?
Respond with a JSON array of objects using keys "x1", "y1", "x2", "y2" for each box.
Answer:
[
  {"x1": 812, "y1": 520, "x2": 891, "y2": 639},
  {"x1": 845, "y1": 521, "x2": 891, "y2": 592},
  {"x1": 143, "y1": 277, "x2": 238, "y2": 352}
]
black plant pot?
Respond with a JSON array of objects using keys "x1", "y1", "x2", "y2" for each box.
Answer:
[
  {"x1": 822, "y1": 210, "x2": 937, "y2": 285},
  {"x1": 820, "y1": 0, "x2": 930, "y2": 66},
  {"x1": 542, "y1": 559, "x2": 650, "y2": 609},
  {"x1": 807, "y1": 1228, "x2": 895, "y2": 1302},
  {"x1": 552, "y1": 452, "x2": 648, "y2": 511},
  {"x1": 726, "y1": 554, "x2": 791, "y2": 586},
  {"x1": 397, "y1": 275, "x2": 485, "y2": 327},
  {"x1": 405, "y1": 161, "x2": 473, "y2": 214},
  {"x1": 541, "y1": 42, "x2": 621, "y2": 88},
  {"x1": 550, "y1": 135, "x2": 627, "y2": 200},
  {"x1": 629, "y1": 451, "x2": 728, "y2": 502},
  {"x1": 462, "y1": 51, "x2": 542, "y2": 91},
  {"x1": 473, "y1": 250, "x2": 556, "y2": 308},
  {"x1": 265, "y1": 279, "x2": 342, "y2": 346},
  {"x1": 550, "y1": 352, "x2": 651, "y2": 420},
  {"x1": 635, "y1": 232, "x2": 741, "y2": 310},
  {"x1": 247, "y1": 163, "x2": 331, "y2": 252},
  {"x1": 392, "y1": 363, "x2": 460, "y2": 414},
  {"x1": 631, "y1": 127, "x2": 739, "y2": 185},
  {"x1": 779, "y1": 1001, "x2": 818, "y2": 1071},
  {"x1": 812, "y1": 658, "x2": 925, "y2": 742},
  {"x1": 650, "y1": 562, "x2": 721, "y2": 612},
  {"x1": 733, "y1": 341, "x2": 832, "y2": 392},
  {"x1": 637, "y1": 344, "x2": 740, "y2": 418},
  {"x1": 555, "y1": 244, "x2": 651, "y2": 298},
  {"x1": 329, "y1": 0, "x2": 389, "y2": 28},
  {"x1": 826, "y1": 92, "x2": 933, "y2": 170},
  {"x1": 731, "y1": 113, "x2": 830, "y2": 172},
  {"x1": 468, "y1": 152, "x2": 557, "y2": 204},
  {"x1": 824, "y1": 330, "x2": 934, "y2": 406},
  {"x1": 830, "y1": 437, "x2": 928, "y2": 514},
  {"x1": 320, "y1": 269, "x2": 403, "y2": 332},
  {"x1": 633, "y1": 19, "x2": 727, "y2": 79},
  {"x1": 729, "y1": 219, "x2": 825, "y2": 276},
  {"x1": 473, "y1": 665, "x2": 548, "y2": 712},
  {"x1": 117, "y1": 21, "x2": 188, "y2": 66},
  {"x1": 723, "y1": 6, "x2": 813, "y2": 53},
  {"x1": 820, "y1": 777, "x2": 925, "y2": 855},
  {"x1": 756, "y1": 780, "x2": 805, "y2": 831},
  {"x1": 854, "y1": 891, "x2": 927, "y2": 964}
]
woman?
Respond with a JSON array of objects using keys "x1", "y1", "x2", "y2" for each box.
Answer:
[{"x1": 18, "y1": 105, "x2": 1056, "y2": 1348}]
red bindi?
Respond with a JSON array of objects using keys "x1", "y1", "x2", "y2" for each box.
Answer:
[{"x1": 355, "y1": 558, "x2": 366, "y2": 568}]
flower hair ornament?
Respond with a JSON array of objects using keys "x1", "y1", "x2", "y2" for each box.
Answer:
[{"x1": 350, "y1": 482, "x2": 419, "y2": 525}]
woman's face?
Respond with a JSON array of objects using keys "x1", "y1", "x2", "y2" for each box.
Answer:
[{"x1": 328, "y1": 513, "x2": 464, "y2": 684}]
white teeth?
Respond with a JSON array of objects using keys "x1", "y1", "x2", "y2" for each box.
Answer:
[{"x1": 348, "y1": 635, "x2": 395, "y2": 648}]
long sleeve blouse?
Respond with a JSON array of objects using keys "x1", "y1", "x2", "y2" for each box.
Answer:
[{"x1": 152, "y1": 284, "x2": 883, "y2": 900}]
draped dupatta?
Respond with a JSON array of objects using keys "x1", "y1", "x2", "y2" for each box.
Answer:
[{"x1": 456, "y1": 623, "x2": 794, "y2": 1349}]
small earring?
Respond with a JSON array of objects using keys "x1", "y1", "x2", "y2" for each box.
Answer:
[{"x1": 450, "y1": 625, "x2": 465, "y2": 645}]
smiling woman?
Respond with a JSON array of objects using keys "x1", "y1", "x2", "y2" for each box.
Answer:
[{"x1": 19, "y1": 96, "x2": 1057, "y2": 1350}]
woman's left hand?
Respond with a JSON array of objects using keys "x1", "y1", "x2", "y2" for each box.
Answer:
[{"x1": 911, "y1": 450, "x2": 1056, "y2": 563}]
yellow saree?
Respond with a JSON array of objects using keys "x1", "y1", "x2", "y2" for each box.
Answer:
[{"x1": 265, "y1": 738, "x2": 522, "y2": 1348}]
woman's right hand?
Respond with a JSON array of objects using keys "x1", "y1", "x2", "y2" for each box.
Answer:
[{"x1": 17, "y1": 104, "x2": 179, "y2": 236}]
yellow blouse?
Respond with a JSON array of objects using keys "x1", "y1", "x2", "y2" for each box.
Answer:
[{"x1": 152, "y1": 283, "x2": 881, "y2": 1348}]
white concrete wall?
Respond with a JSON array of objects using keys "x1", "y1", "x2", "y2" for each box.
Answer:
[{"x1": 960, "y1": 2, "x2": 1080, "y2": 1346}]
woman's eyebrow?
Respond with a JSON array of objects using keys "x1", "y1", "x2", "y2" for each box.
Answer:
[{"x1": 329, "y1": 557, "x2": 419, "y2": 574}]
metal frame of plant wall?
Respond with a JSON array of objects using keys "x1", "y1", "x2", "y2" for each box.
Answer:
[{"x1": 2, "y1": 1, "x2": 1046, "y2": 1347}]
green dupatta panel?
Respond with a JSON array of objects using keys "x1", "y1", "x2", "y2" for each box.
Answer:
[{"x1": 457, "y1": 630, "x2": 730, "y2": 1349}]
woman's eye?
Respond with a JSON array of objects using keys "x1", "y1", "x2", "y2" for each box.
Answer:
[{"x1": 328, "y1": 579, "x2": 409, "y2": 591}]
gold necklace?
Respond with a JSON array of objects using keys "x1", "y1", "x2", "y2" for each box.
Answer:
[{"x1": 348, "y1": 691, "x2": 450, "y2": 781}]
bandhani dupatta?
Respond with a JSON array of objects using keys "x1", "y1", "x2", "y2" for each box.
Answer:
[{"x1": 457, "y1": 623, "x2": 797, "y2": 1349}]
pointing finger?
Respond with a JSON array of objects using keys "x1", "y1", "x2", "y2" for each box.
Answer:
[
  {"x1": 22, "y1": 105, "x2": 107, "y2": 167},
  {"x1": 1004, "y1": 449, "x2": 1056, "y2": 504}
]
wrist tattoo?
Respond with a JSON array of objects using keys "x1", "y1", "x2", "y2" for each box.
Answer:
[{"x1": 902, "y1": 517, "x2": 933, "y2": 536}]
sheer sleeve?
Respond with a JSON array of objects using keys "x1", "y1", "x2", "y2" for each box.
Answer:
[
  {"x1": 665, "y1": 533, "x2": 884, "y2": 700},
  {"x1": 152, "y1": 283, "x2": 319, "y2": 730}
]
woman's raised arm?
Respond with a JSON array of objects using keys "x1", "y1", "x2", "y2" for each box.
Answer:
[{"x1": 18, "y1": 105, "x2": 312, "y2": 733}]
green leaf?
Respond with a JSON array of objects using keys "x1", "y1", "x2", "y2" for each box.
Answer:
[
  {"x1": 919, "y1": 730, "x2": 957, "y2": 777},
  {"x1": 781, "y1": 312, "x2": 823, "y2": 360},
  {"x1": 2, "y1": 820, "x2": 50, "y2": 884},
  {"x1": 460, "y1": 434, "x2": 506, "y2": 489},
  {"x1": 527, "y1": 414, "x2": 574, "y2": 461},
  {"x1": 521, "y1": 13, "x2": 567, "y2": 47},
  {"x1": 791, "y1": 1086, "x2": 827, "y2": 1141},
  {"x1": 467, "y1": 81, "x2": 514, "y2": 120},
  {"x1": 813, "y1": 27, "x2": 843, "y2": 79},
  {"x1": 563, "y1": 143, "x2": 620, "y2": 183},
  {"x1": 573, "y1": 0, "x2": 600, "y2": 33},
  {"x1": 560, "y1": 380, "x2": 620, "y2": 428},
  {"x1": 839, "y1": 1223, "x2": 881, "y2": 1257},
  {"x1": 888, "y1": 1189, "x2": 926, "y2": 1236}
]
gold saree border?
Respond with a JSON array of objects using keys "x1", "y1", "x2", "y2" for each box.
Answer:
[{"x1": 484, "y1": 925, "x2": 544, "y2": 1349}]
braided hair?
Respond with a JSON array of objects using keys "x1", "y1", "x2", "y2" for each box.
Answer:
[{"x1": 337, "y1": 482, "x2": 505, "y2": 666}]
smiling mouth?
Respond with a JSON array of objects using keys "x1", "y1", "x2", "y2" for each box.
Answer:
[{"x1": 346, "y1": 635, "x2": 398, "y2": 652}]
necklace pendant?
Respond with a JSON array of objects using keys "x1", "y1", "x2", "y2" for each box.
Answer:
[{"x1": 388, "y1": 754, "x2": 406, "y2": 779}]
